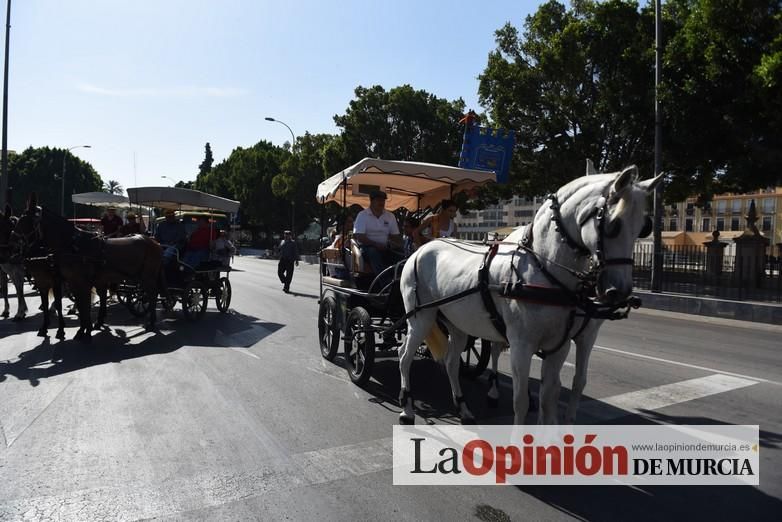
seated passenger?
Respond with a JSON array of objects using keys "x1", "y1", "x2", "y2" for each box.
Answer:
[
  {"x1": 183, "y1": 216, "x2": 216, "y2": 268},
  {"x1": 402, "y1": 216, "x2": 420, "y2": 257},
  {"x1": 353, "y1": 190, "x2": 403, "y2": 275},
  {"x1": 330, "y1": 214, "x2": 354, "y2": 251},
  {"x1": 155, "y1": 209, "x2": 186, "y2": 263},
  {"x1": 100, "y1": 207, "x2": 123, "y2": 238},
  {"x1": 416, "y1": 199, "x2": 459, "y2": 244},
  {"x1": 120, "y1": 212, "x2": 146, "y2": 236}
]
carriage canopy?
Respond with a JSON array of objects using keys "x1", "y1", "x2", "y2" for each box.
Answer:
[
  {"x1": 72, "y1": 192, "x2": 132, "y2": 208},
  {"x1": 126, "y1": 186, "x2": 240, "y2": 213},
  {"x1": 316, "y1": 158, "x2": 496, "y2": 211}
]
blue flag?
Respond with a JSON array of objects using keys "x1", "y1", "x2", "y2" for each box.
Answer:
[{"x1": 458, "y1": 124, "x2": 515, "y2": 184}]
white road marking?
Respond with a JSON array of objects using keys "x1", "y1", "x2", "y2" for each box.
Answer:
[
  {"x1": 307, "y1": 366, "x2": 349, "y2": 383},
  {"x1": 578, "y1": 373, "x2": 759, "y2": 421},
  {"x1": 231, "y1": 347, "x2": 260, "y2": 360},
  {"x1": 595, "y1": 344, "x2": 782, "y2": 387}
]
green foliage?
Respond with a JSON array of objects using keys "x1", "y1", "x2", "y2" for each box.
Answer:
[
  {"x1": 7, "y1": 146, "x2": 102, "y2": 215},
  {"x1": 198, "y1": 142, "x2": 214, "y2": 177},
  {"x1": 479, "y1": 0, "x2": 782, "y2": 201},
  {"x1": 103, "y1": 180, "x2": 124, "y2": 195},
  {"x1": 334, "y1": 84, "x2": 466, "y2": 165},
  {"x1": 479, "y1": 0, "x2": 656, "y2": 196}
]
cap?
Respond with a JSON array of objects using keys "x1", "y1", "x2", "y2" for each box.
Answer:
[
  {"x1": 127, "y1": 212, "x2": 136, "y2": 219},
  {"x1": 369, "y1": 189, "x2": 387, "y2": 201}
]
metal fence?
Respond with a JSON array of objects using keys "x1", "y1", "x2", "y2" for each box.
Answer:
[{"x1": 633, "y1": 244, "x2": 782, "y2": 303}]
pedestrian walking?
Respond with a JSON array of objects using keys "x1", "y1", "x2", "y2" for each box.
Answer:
[{"x1": 278, "y1": 230, "x2": 299, "y2": 293}]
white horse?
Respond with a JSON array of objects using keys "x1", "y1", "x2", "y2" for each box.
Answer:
[
  {"x1": 0, "y1": 209, "x2": 27, "y2": 321},
  {"x1": 398, "y1": 166, "x2": 661, "y2": 424}
]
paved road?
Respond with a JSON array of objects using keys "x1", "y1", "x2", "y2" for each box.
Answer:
[{"x1": 1, "y1": 256, "x2": 780, "y2": 521}]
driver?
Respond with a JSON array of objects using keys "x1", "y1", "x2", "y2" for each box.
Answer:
[
  {"x1": 154, "y1": 209, "x2": 186, "y2": 263},
  {"x1": 353, "y1": 190, "x2": 403, "y2": 274}
]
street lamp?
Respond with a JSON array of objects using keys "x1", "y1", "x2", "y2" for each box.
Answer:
[
  {"x1": 61, "y1": 145, "x2": 91, "y2": 215},
  {"x1": 265, "y1": 116, "x2": 297, "y2": 234}
]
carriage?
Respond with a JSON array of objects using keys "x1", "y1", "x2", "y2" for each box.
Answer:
[
  {"x1": 316, "y1": 158, "x2": 497, "y2": 385},
  {"x1": 124, "y1": 186, "x2": 240, "y2": 321}
]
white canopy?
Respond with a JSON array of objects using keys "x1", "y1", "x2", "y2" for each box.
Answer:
[
  {"x1": 127, "y1": 186, "x2": 240, "y2": 213},
  {"x1": 72, "y1": 192, "x2": 131, "y2": 208},
  {"x1": 316, "y1": 158, "x2": 496, "y2": 211}
]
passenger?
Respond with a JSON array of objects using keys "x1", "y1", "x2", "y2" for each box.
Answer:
[
  {"x1": 416, "y1": 199, "x2": 459, "y2": 243},
  {"x1": 402, "y1": 216, "x2": 420, "y2": 257},
  {"x1": 213, "y1": 229, "x2": 236, "y2": 267},
  {"x1": 329, "y1": 214, "x2": 354, "y2": 250},
  {"x1": 100, "y1": 207, "x2": 123, "y2": 238},
  {"x1": 353, "y1": 190, "x2": 403, "y2": 275},
  {"x1": 120, "y1": 212, "x2": 145, "y2": 236},
  {"x1": 183, "y1": 216, "x2": 215, "y2": 268},
  {"x1": 154, "y1": 209, "x2": 186, "y2": 263}
]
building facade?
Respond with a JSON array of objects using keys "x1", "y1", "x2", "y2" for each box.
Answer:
[{"x1": 456, "y1": 196, "x2": 544, "y2": 240}]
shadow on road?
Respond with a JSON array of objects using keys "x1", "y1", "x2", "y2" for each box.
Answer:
[{"x1": 0, "y1": 308, "x2": 283, "y2": 387}]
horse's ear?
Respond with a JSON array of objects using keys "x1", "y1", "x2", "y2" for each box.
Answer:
[
  {"x1": 638, "y1": 172, "x2": 665, "y2": 193},
  {"x1": 586, "y1": 159, "x2": 597, "y2": 176},
  {"x1": 27, "y1": 192, "x2": 38, "y2": 212},
  {"x1": 610, "y1": 165, "x2": 638, "y2": 197}
]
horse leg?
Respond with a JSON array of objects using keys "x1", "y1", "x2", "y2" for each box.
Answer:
[
  {"x1": 144, "y1": 279, "x2": 158, "y2": 332},
  {"x1": 1, "y1": 269, "x2": 8, "y2": 318},
  {"x1": 54, "y1": 282, "x2": 66, "y2": 340},
  {"x1": 486, "y1": 342, "x2": 503, "y2": 407},
  {"x1": 565, "y1": 325, "x2": 600, "y2": 424},
  {"x1": 74, "y1": 290, "x2": 93, "y2": 342},
  {"x1": 509, "y1": 338, "x2": 535, "y2": 425},
  {"x1": 94, "y1": 286, "x2": 106, "y2": 330},
  {"x1": 398, "y1": 309, "x2": 437, "y2": 425},
  {"x1": 443, "y1": 326, "x2": 475, "y2": 424},
  {"x1": 11, "y1": 272, "x2": 27, "y2": 321},
  {"x1": 37, "y1": 286, "x2": 50, "y2": 337},
  {"x1": 538, "y1": 341, "x2": 571, "y2": 425}
]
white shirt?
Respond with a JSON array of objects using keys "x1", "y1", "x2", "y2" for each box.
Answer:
[{"x1": 353, "y1": 208, "x2": 399, "y2": 245}]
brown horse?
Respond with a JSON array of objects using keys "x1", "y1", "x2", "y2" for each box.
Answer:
[
  {"x1": 0, "y1": 205, "x2": 28, "y2": 321},
  {"x1": 13, "y1": 197, "x2": 163, "y2": 341}
]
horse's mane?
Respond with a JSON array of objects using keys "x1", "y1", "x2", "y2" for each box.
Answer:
[{"x1": 557, "y1": 171, "x2": 642, "y2": 222}]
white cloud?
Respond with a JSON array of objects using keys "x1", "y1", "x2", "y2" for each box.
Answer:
[{"x1": 75, "y1": 83, "x2": 249, "y2": 98}]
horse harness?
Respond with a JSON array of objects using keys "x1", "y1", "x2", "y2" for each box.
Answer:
[{"x1": 400, "y1": 194, "x2": 642, "y2": 359}]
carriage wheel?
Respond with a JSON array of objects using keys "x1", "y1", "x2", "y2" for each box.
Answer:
[
  {"x1": 344, "y1": 307, "x2": 374, "y2": 386},
  {"x1": 215, "y1": 277, "x2": 232, "y2": 313},
  {"x1": 125, "y1": 287, "x2": 151, "y2": 318},
  {"x1": 318, "y1": 296, "x2": 340, "y2": 361},
  {"x1": 182, "y1": 281, "x2": 207, "y2": 321},
  {"x1": 460, "y1": 337, "x2": 491, "y2": 379}
]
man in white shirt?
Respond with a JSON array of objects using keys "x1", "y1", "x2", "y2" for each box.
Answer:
[{"x1": 353, "y1": 190, "x2": 402, "y2": 275}]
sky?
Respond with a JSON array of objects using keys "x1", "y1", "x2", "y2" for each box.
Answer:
[{"x1": 4, "y1": 0, "x2": 539, "y2": 192}]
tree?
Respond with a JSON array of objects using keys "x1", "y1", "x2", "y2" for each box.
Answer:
[
  {"x1": 479, "y1": 0, "x2": 782, "y2": 200},
  {"x1": 7, "y1": 147, "x2": 103, "y2": 215},
  {"x1": 198, "y1": 142, "x2": 214, "y2": 177},
  {"x1": 334, "y1": 85, "x2": 466, "y2": 166},
  {"x1": 661, "y1": 0, "x2": 782, "y2": 200},
  {"x1": 103, "y1": 180, "x2": 124, "y2": 195},
  {"x1": 479, "y1": 0, "x2": 656, "y2": 197}
]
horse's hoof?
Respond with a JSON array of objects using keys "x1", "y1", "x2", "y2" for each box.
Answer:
[
  {"x1": 55, "y1": 330, "x2": 66, "y2": 340},
  {"x1": 37, "y1": 329, "x2": 47, "y2": 337},
  {"x1": 461, "y1": 416, "x2": 477, "y2": 425},
  {"x1": 93, "y1": 322, "x2": 104, "y2": 330},
  {"x1": 486, "y1": 396, "x2": 499, "y2": 408},
  {"x1": 2, "y1": 311, "x2": 9, "y2": 318},
  {"x1": 12, "y1": 315, "x2": 23, "y2": 322},
  {"x1": 399, "y1": 414, "x2": 415, "y2": 425}
]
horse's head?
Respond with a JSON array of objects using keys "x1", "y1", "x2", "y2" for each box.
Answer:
[{"x1": 557, "y1": 166, "x2": 662, "y2": 305}]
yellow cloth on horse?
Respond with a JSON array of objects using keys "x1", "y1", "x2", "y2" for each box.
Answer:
[{"x1": 424, "y1": 325, "x2": 448, "y2": 361}]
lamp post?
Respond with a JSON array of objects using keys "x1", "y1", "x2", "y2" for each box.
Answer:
[
  {"x1": 0, "y1": 0, "x2": 12, "y2": 210},
  {"x1": 61, "y1": 145, "x2": 91, "y2": 215},
  {"x1": 265, "y1": 116, "x2": 296, "y2": 235}
]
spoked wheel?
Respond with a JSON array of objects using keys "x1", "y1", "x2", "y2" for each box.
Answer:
[
  {"x1": 460, "y1": 337, "x2": 491, "y2": 379},
  {"x1": 215, "y1": 277, "x2": 232, "y2": 313},
  {"x1": 318, "y1": 296, "x2": 340, "y2": 361},
  {"x1": 125, "y1": 286, "x2": 151, "y2": 318},
  {"x1": 344, "y1": 307, "x2": 374, "y2": 386},
  {"x1": 182, "y1": 281, "x2": 207, "y2": 321}
]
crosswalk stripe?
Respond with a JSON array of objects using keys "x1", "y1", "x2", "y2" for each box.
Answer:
[{"x1": 578, "y1": 373, "x2": 759, "y2": 421}]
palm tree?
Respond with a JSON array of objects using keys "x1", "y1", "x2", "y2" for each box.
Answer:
[{"x1": 103, "y1": 180, "x2": 123, "y2": 195}]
